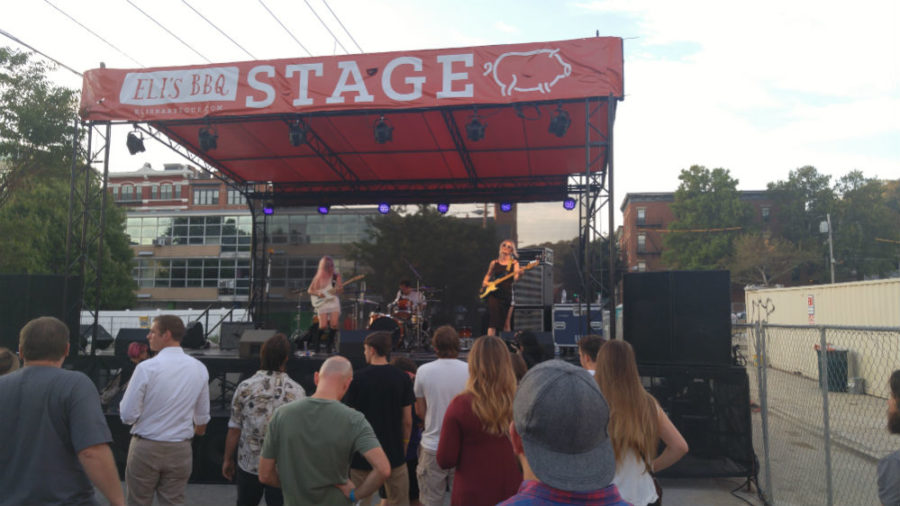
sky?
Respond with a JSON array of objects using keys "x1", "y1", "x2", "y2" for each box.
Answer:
[{"x1": 1, "y1": 0, "x2": 898, "y2": 246}]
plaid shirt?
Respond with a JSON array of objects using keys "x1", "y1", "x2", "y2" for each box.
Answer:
[{"x1": 497, "y1": 480, "x2": 632, "y2": 506}]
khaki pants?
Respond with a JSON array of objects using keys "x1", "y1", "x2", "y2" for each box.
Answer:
[
  {"x1": 416, "y1": 446, "x2": 454, "y2": 506},
  {"x1": 125, "y1": 435, "x2": 193, "y2": 506},
  {"x1": 350, "y1": 464, "x2": 409, "y2": 506}
]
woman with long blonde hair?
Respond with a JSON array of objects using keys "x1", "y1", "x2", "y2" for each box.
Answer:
[
  {"x1": 481, "y1": 239, "x2": 521, "y2": 336},
  {"x1": 436, "y1": 335, "x2": 522, "y2": 505},
  {"x1": 307, "y1": 256, "x2": 343, "y2": 353},
  {"x1": 595, "y1": 340, "x2": 689, "y2": 505}
]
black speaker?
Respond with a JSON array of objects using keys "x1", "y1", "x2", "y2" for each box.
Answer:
[
  {"x1": 624, "y1": 271, "x2": 731, "y2": 366},
  {"x1": 181, "y1": 321, "x2": 207, "y2": 349},
  {"x1": 500, "y1": 331, "x2": 555, "y2": 362},
  {"x1": 0, "y1": 274, "x2": 81, "y2": 355},
  {"x1": 239, "y1": 329, "x2": 277, "y2": 359},
  {"x1": 219, "y1": 322, "x2": 255, "y2": 350},
  {"x1": 512, "y1": 305, "x2": 552, "y2": 332},
  {"x1": 115, "y1": 328, "x2": 150, "y2": 364},
  {"x1": 339, "y1": 330, "x2": 370, "y2": 370},
  {"x1": 81, "y1": 324, "x2": 113, "y2": 350}
]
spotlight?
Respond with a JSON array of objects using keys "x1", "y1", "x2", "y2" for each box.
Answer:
[
  {"x1": 289, "y1": 122, "x2": 306, "y2": 147},
  {"x1": 563, "y1": 197, "x2": 576, "y2": 210},
  {"x1": 437, "y1": 203, "x2": 450, "y2": 214},
  {"x1": 126, "y1": 130, "x2": 145, "y2": 155},
  {"x1": 465, "y1": 114, "x2": 485, "y2": 142},
  {"x1": 548, "y1": 104, "x2": 571, "y2": 138},
  {"x1": 198, "y1": 126, "x2": 218, "y2": 151},
  {"x1": 317, "y1": 205, "x2": 330, "y2": 215},
  {"x1": 378, "y1": 203, "x2": 390, "y2": 215},
  {"x1": 374, "y1": 115, "x2": 393, "y2": 144},
  {"x1": 500, "y1": 202, "x2": 513, "y2": 213},
  {"x1": 262, "y1": 204, "x2": 275, "y2": 216}
]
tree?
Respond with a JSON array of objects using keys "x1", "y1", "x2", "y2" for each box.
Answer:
[
  {"x1": 729, "y1": 233, "x2": 815, "y2": 287},
  {"x1": 832, "y1": 172, "x2": 899, "y2": 280},
  {"x1": 662, "y1": 165, "x2": 752, "y2": 270},
  {"x1": 348, "y1": 206, "x2": 498, "y2": 326},
  {"x1": 0, "y1": 47, "x2": 135, "y2": 309},
  {"x1": 526, "y1": 236, "x2": 623, "y2": 305}
]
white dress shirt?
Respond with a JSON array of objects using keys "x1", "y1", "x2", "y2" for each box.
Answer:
[{"x1": 120, "y1": 346, "x2": 211, "y2": 442}]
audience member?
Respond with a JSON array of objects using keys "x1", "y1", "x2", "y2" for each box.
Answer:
[
  {"x1": 499, "y1": 360, "x2": 629, "y2": 505},
  {"x1": 0, "y1": 317, "x2": 124, "y2": 506},
  {"x1": 577, "y1": 334, "x2": 606, "y2": 376},
  {"x1": 224, "y1": 333, "x2": 305, "y2": 506},
  {"x1": 0, "y1": 346, "x2": 19, "y2": 375},
  {"x1": 509, "y1": 350, "x2": 527, "y2": 382},
  {"x1": 437, "y1": 336, "x2": 522, "y2": 505},
  {"x1": 344, "y1": 331, "x2": 415, "y2": 506},
  {"x1": 515, "y1": 330, "x2": 549, "y2": 370},
  {"x1": 413, "y1": 325, "x2": 469, "y2": 506},
  {"x1": 595, "y1": 339, "x2": 689, "y2": 506},
  {"x1": 128, "y1": 341, "x2": 150, "y2": 364},
  {"x1": 120, "y1": 315, "x2": 211, "y2": 506},
  {"x1": 101, "y1": 341, "x2": 151, "y2": 408},
  {"x1": 878, "y1": 369, "x2": 900, "y2": 506},
  {"x1": 392, "y1": 356, "x2": 424, "y2": 506},
  {"x1": 260, "y1": 356, "x2": 390, "y2": 505}
]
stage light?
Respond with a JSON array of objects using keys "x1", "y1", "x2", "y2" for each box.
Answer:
[
  {"x1": 548, "y1": 104, "x2": 571, "y2": 138},
  {"x1": 126, "y1": 129, "x2": 145, "y2": 155},
  {"x1": 378, "y1": 203, "x2": 390, "y2": 214},
  {"x1": 198, "y1": 127, "x2": 218, "y2": 151},
  {"x1": 317, "y1": 205, "x2": 330, "y2": 215},
  {"x1": 500, "y1": 202, "x2": 513, "y2": 213},
  {"x1": 465, "y1": 115, "x2": 485, "y2": 142},
  {"x1": 437, "y1": 203, "x2": 450, "y2": 214},
  {"x1": 563, "y1": 197, "x2": 576, "y2": 210},
  {"x1": 374, "y1": 115, "x2": 393, "y2": 144},
  {"x1": 262, "y1": 204, "x2": 274, "y2": 216},
  {"x1": 289, "y1": 122, "x2": 306, "y2": 147}
]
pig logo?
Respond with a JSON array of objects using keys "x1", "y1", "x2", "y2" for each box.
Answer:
[{"x1": 482, "y1": 48, "x2": 572, "y2": 96}]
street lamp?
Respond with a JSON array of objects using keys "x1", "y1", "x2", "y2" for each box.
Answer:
[{"x1": 819, "y1": 213, "x2": 835, "y2": 284}]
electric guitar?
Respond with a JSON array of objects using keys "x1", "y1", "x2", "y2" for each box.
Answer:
[
  {"x1": 311, "y1": 274, "x2": 365, "y2": 310},
  {"x1": 479, "y1": 259, "x2": 539, "y2": 299}
]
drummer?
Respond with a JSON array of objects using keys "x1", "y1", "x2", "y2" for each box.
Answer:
[{"x1": 391, "y1": 279, "x2": 426, "y2": 319}]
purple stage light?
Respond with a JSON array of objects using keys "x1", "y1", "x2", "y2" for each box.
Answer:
[
  {"x1": 499, "y1": 202, "x2": 513, "y2": 213},
  {"x1": 437, "y1": 203, "x2": 450, "y2": 214},
  {"x1": 563, "y1": 197, "x2": 576, "y2": 210},
  {"x1": 317, "y1": 205, "x2": 330, "y2": 215},
  {"x1": 378, "y1": 203, "x2": 390, "y2": 214}
]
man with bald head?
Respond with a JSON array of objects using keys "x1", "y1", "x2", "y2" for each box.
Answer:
[{"x1": 260, "y1": 356, "x2": 391, "y2": 505}]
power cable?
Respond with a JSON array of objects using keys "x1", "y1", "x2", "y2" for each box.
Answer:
[
  {"x1": 43, "y1": 0, "x2": 144, "y2": 67},
  {"x1": 0, "y1": 28, "x2": 82, "y2": 76},
  {"x1": 125, "y1": 0, "x2": 211, "y2": 63},
  {"x1": 181, "y1": 0, "x2": 256, "y2": 59},
  {"x1": 321, "y1": 0, "x2": 363, "y2": 53},
  {"x1": 302, "y1": 0, "x2": 349, "y2": 54},
  {"x1": 257, "y1": 0, "x2": 312, "y2": 56}
]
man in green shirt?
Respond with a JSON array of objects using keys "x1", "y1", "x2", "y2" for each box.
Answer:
[{"x1": 260, "y1": 356, "x2": 390, "y2": 505}]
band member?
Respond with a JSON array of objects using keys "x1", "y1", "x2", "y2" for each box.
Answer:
[
  {"x1": 392, "y1": 279, "x2": 426, "y2": 319},
  {"x1": 308, "y1": 256, "x2": 343, "y2": 353},
  {"x1": 481, "y1": 240, "x2": 521, "y2": 336}
]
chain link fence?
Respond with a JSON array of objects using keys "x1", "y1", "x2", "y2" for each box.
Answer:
[{"x1": 741, "y1": 321, "x2": 900, "y2": 505}]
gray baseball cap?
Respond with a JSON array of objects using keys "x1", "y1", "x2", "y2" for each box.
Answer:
[{"x1": 513, "y1": 359, "x2": 615, "y2": 492}]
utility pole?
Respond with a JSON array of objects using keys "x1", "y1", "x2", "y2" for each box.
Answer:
[{"x1": 820, "y1": 213, "x2": 835, "y2": 284}]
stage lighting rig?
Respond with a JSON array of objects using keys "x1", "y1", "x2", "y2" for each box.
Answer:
[
  {"x1": 198, "y1": 126, "x2": 218, "y2": 151},
  {"x1": 317, "y1": 205, "x2": 330, "y2": 215},
  {"x1": 289, "y1": 122, "x2": 307, "y2": 147},
  {"x1": 548, "y1": 104, "x2": 571, "y2": 138},
  {"x1": 374, "y1": 115, "x2": 393, "y2": 144},
  {"x1": 126, "y1": 127, "x2": 145, "y2": 155},
  {"x1": 499, "y1": 202, "x2": 513, "y2": 213},
  {"x1": 563, "y1": 197, "x2": 576, "y2": 210},
  {"x1": 437, "y1": 203, "x2": 450, "y2": 214},
  {"x1": 465, "y1": 112, "x2": 486, "y2": 142},
  {"x1": 378, "y1": 203, "x2": 391, "y2": 214}
]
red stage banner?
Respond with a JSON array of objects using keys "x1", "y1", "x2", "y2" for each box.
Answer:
[{"x1": 80, "y1": 37, "x2": 623, "y2": 122}]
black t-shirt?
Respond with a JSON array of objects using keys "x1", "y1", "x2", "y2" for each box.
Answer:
[{"x1": 343, "y1": 364, "x2": 415, "y2": 469}]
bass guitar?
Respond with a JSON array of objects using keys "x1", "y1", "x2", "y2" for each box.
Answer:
[
  {"x1": 311, "y1": 274, "x2": 365, "y2": 310},
  {"x1": 479, "y1": 259, "x2": 539, "y2": 299}
]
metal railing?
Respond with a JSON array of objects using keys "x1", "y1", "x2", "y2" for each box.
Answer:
[{"x1": 742, "y1": 322, "x2": 900, "y2": 505}]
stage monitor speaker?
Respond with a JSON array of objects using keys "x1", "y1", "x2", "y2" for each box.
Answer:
[
  {"x1": 0, "y1": 274, "x2": 81, "y2": 355},
  {"x1": 81, "y1": 324, "x2": 113, "y2": 351},
  {"x1": 624, "y1": 270, "x2": 731, "y2": 366},
  {"x1": 500, "y1": 331, "x2": 555, "y2": 362},
  {"x1": 512, "y1": 305, "x2": 551, "y2": 333},
  {"x1": 220, "y1": 322, "x2": 255, "y2": 350},
  {"x1": 338, "y1": 330, "x2": 370, "y2": 370},
  {"x1": 239, "y1": 329, "x2": 277, "y2": 359},
  {"x1": 514, "y1": 247, "x2": 554, "y2": 307},
  {"x1": 115, "y1": 328, "x2": 150, "y2": 366},
  {"x1": 181, "y1": 321, "x2": 207, "y2": 349}
]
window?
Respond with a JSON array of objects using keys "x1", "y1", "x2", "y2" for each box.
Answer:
[
  {"x1": 193, "y1": 188, "x2": 219, "y2": 206},
  {"x1": 637, "y1": 261, "x2": 647, "y2": 272},
  {"x1": 121, "y1": 185, "x2": 135, "y2": 202},
  {"x1": 761, "y1": 207, "x2": 771, "y2": 223},
  {"x1": 160, "y1": 183, "x2": 173, "y2": 200},
  {"x1": 637, "y1": 207, "x2": 646, "y2": 225},
  {"x1": 637, "y1": 233, "x2": 647, "y2": 253},
  {"x1": 227, "y1": 189, "x2": 246, "y2": 206}
]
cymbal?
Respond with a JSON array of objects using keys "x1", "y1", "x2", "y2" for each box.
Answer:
[{"x1": 357, "y1": 299, "x2": 380, "y2": 305}]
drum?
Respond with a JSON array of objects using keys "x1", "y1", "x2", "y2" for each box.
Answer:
[
  {"x1": 392, "y1": 298, "x2": 412, "y2": 320},
  {"x1": 368, "y1": 313, "x2": 404, "y2": 348}
]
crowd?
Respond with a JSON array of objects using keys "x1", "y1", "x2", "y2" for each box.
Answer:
[{"x1": 3, "y1": 313, "x2": 899, "y2": 505}]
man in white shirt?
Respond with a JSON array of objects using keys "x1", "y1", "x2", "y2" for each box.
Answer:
[
  {"x1": 392, "y1": 280, "x2": 426, "y2": 318},
  {"x1": 577, "y1": 334, "x2": 606, "y2": 376},
  {"x1": 120, "y1": 315, "x2": 211, "y2": 506},
  {"x1": 413, "y1": 325, "x2": 469, "y2": 506}
]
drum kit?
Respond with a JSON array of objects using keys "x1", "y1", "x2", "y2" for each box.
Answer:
[{"x1": 367, "y1": 288, "x2": 437, "y2": 351}]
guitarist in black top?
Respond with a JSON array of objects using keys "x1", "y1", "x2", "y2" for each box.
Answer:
[{"x1": 480, "y1": 240, "x2": 522, "y2": 336}]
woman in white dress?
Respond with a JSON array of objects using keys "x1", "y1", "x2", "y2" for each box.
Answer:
[
  {"x1": 307, "y1": 256, "x2": 343, "y2": 353},
  {"x1": 595, "y1": 340, "x2": 689, "y2": 505}
]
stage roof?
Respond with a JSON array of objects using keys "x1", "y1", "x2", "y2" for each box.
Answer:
[{"x1": 80, "y1": 37, "x2": 623, "y2": 206}]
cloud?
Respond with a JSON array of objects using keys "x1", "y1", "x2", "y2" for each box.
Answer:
[{"x1": 493, "y1": 21, "x2": 518, "y2": 34}]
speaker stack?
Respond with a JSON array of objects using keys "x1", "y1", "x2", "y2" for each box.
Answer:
[{"x1": 512, "y1": 247, "x2": 554, "y2": 332}]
